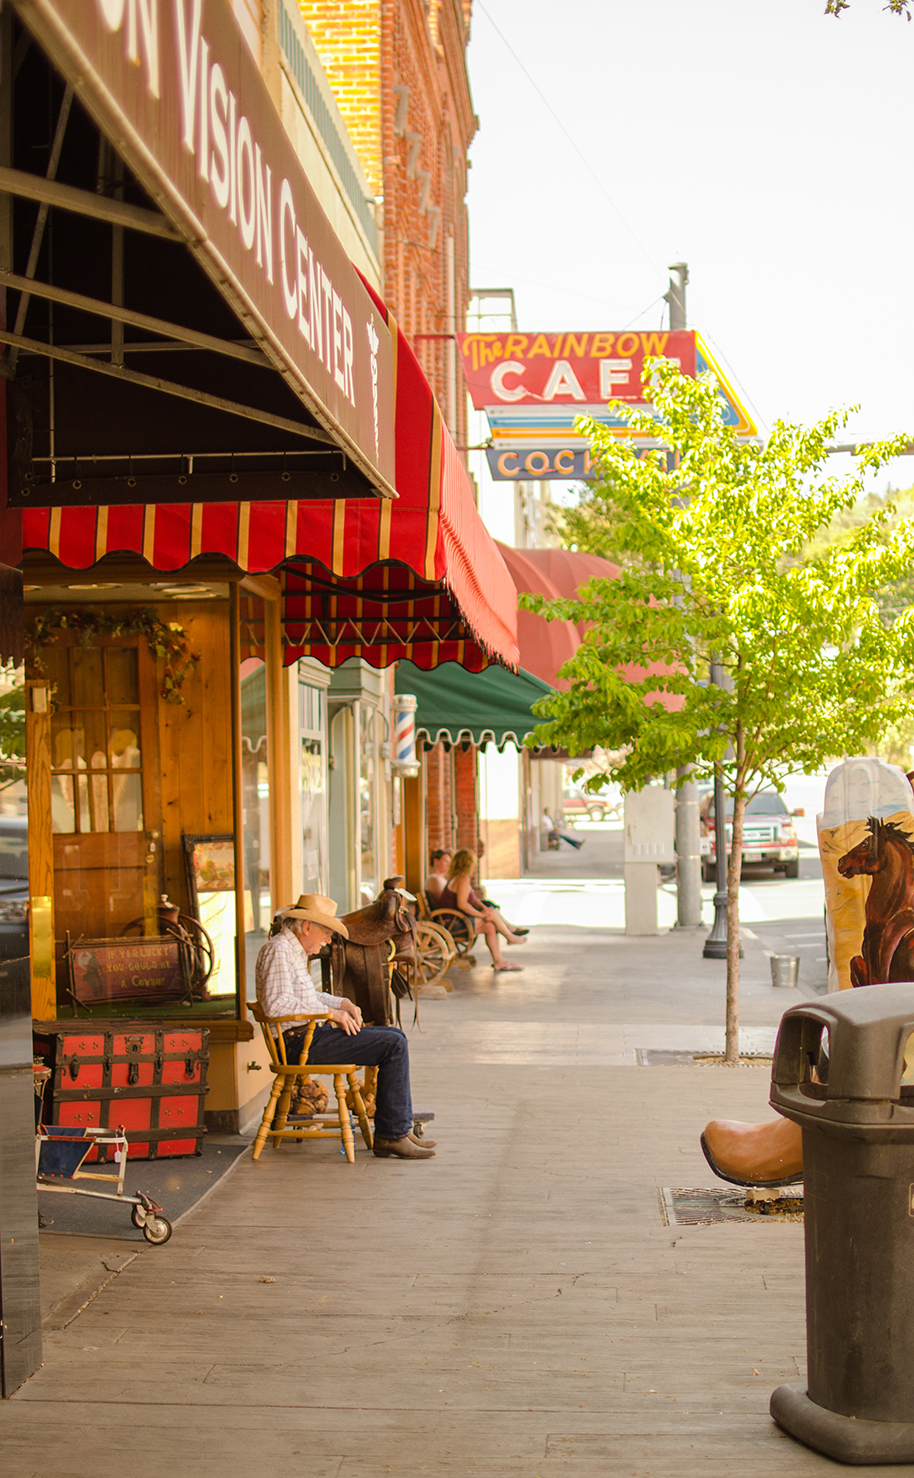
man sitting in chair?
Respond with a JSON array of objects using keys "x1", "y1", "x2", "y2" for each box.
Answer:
[{"x1": 255, "y1": 894, "x2": 435, "y2": 1160}]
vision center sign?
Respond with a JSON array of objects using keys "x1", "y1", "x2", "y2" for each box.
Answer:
[
  {"x1": 457, "y1": 329, "x2": 755, "y2": 479},
  {"x1": 12, "y1": 0, "x2": 396, "y2": 498}
]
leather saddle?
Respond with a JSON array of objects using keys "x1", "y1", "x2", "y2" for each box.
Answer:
[{"x1": 319, "y1": 876, "x2": 416, "y2": 1024}]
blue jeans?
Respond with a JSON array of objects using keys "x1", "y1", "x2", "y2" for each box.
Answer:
[
  {"x1": 556, "y1": 829, "x2": 583, "y2": 849},
  {"x1": 282, "y1": 1023, "x2": 413, "y2": 1141}
]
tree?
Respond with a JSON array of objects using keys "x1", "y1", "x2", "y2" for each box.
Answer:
[
  {"x1": 825, "y1": 1, "x2": 911, "y2": 16},
  {"x1": 0, "y1": 679, "x2": 25, "y2": 789},
  {"x1": 523, "y1": 360, "x2": 914, "y2": 1062}
]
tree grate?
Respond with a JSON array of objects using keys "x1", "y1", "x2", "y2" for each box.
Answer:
[
  {"x1": 637, "y1": 1049, "x2": 773, "y2": 1067},
  {"x1": 659, "y1": 1186, "x2": 804, "y2": 1226}
]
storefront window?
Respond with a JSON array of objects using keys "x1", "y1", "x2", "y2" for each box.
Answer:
[
  {"x1": 241, "y1": 659, "x2": 270, "y2": 950},
  {"x1": 299, "y1": 678, "x2": 326, "y2": 894},
  {"x1": 359, "y1": 705, "x2": 377, "y2": 904},
  {"x1": 45, "y1": 645, "x2": 143, "y2": 835}
]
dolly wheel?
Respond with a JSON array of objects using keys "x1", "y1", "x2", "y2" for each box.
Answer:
[
  {"x1": 131, "y1": 1205, "x2": 146, "y2": 1229},
  {"x1": 143, "y1": 1215, "x2": 173, "y2": 1245}
]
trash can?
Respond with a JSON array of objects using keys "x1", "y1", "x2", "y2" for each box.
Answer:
[
  {"x1": 770, "y1": 955, "x2": 800, "y2": 989},
  {"x1": 768, "y1": 982, "x2": 914, "y2": 1464}
]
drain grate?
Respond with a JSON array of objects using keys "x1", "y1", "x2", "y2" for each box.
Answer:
[
  {"x1": 637, "y1": 1049, "x2": 773, "y2": 1067},
  {"x1": 659, "y1": 1186, "x2": 804, "y2": 1226}
]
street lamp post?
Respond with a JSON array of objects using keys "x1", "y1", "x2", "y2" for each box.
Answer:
[{"x1": 703, "y1": 659, "x2": 728, "y2": 960}]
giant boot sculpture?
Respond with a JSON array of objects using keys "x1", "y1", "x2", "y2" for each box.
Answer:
[{"x1": 700, "y1": 758, "x2": 914, "y2": 1189}]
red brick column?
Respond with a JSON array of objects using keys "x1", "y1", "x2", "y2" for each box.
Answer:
[
  {"x1": 454, "y1": 744, "x2": 479, "y2": 867},
  {"x1": 424, "y1": 743, "x2": 452, "y2": 856}
]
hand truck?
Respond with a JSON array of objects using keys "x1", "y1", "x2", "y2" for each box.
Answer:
[{"x1": 36, "y1": 1125, "x2": 173, "y2": 1244}]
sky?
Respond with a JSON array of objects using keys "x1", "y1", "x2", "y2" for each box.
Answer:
[{"x1": 464, "y1": 0, "x2": 914, "y2": 538}]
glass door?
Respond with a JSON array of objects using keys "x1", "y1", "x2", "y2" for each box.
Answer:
[{"x1": 42, "y1": 638, "x2": 162, "y2": 957}]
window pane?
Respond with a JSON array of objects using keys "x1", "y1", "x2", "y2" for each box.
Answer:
[
  {"x1": 51, "y1": 716, "x2": 80, "y2": 770},
  {"x1": 110, "y1": 722, "x2": 141, "y2": 770},
  {"x1": 71, "y1": 649, "x2": 104, "y2": 707},
  {"x1": 84, "y1": 773, "x2": 110, "y2": 833},
  {"x1": 106, "y1": 647, "x2": 139, "y2": 704},
  {"x1": 241, "y1": 662, "x2": 269, "y2": 937},
  {"x1": 51, "y1": 774, "x2": 75, "y2": 833},
  {"x1": 112, "y1": 772, "x2": 143, "y2": 832},
  {"x1": 83, "y1": 711, "x2": 109, "y2": 774},
  {"x1": 359, "y1": 706, "x2": 377, "y2": 905},
  {"x1": 42, "y1": 646, "x2": 71, "y2": 705}
]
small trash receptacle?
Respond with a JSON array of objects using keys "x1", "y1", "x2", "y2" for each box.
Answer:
[
  {"x1": 768, "y1": 982, "x2": 914, "y2": 1464},
  {"x1": 770, "y1": 955, "x2": 800, "y2": 989}
]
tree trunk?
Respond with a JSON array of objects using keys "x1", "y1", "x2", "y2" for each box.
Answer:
[{"x1": 725, "y1": 749, "x2": 746, "y2": 1065}]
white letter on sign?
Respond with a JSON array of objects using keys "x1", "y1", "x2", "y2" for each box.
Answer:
[
  {"x1": 490, "y1": 361, "x2": 526, "y2": 401},
  {"x1": 279, "y1": 179, "x2": 297, "y2": 321},
  {"x1": 542, "y1": 360, "x2": 585, "y2": 401},
  {"x1": 174, "y1": 0, "x2": 202, "y2": 151},
  {"x1": 599, "y1": 359, "x2": 633, "y2": 396}
]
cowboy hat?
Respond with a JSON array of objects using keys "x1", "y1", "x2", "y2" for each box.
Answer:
[{"x1": 278, "y1": 894, "x2": 349, "y2": 939}]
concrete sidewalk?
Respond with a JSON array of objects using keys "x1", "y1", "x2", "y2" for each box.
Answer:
[{"x1": 4, "y1": 919, "x2": 848, "y2": 1478}]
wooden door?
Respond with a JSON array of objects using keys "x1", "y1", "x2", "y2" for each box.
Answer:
[{"x1": 40, "y1": 637, "x2": 163, "y2": 945}]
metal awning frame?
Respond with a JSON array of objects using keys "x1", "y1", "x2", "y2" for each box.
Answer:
[{"x1": 0, "y1": 74, "x2": 378, "y2": 497}]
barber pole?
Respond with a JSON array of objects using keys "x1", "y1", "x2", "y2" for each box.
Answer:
[{"x1": 393, "y1": 694, "x2": 419, "y2": 777}]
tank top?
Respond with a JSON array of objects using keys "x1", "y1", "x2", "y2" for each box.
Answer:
[{"x1": 440, "y1": 883, "x2": 480, "y2": 911}]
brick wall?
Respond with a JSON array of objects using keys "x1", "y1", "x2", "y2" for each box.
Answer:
[
  {"x1": 453, "y1": 745, "x2": 477, "y2": 854},
  {"x1": 301, "y1": 2, "x2": 480, "y2": 883},
  {"x1": 296, "y1": 2, "x2": 383, "y2": 194},
  {"x1": 299, "y1": 0, "x2": 475, "y2": 449},
  {"x1": 424, "y1": 742, "x2": 453, "y2": 857}
]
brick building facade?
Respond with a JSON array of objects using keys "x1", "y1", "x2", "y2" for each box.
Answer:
[
  {"x1": 298, "y1": 0, "x2": 475, "y2": 448},
  {"x1": 298, "y1": 1, "x2": 488, "y2": 889}
]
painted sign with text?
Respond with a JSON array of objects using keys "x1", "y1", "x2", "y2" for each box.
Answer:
[
  {"x1": 13, "y1": 0, "x2": 396, "y2": 497},
  {"x1": 459, "y1": 330, "x2": 697, "y2": 408},
  {"x1": 458, "y1": 329, "x2": 756, "y2": 476}
]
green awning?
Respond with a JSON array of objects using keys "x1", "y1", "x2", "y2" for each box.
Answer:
[{"x1": 395, "y1": 660, "x2": 553, "y2": 751}]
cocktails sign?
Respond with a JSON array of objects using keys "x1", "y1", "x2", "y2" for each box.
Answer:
[{"x1": 457, "y1": 329, "x2": 756, "y2": 478}]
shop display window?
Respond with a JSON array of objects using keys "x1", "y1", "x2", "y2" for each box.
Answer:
[
  {"x1": 359, "y1": 705, "x2": 378, "y2": 904},
  {"x1": 299, "y1": 677, "x2": 326, "y2": 895},
  {"x1": 241, "y1": 658, "x2": 270, "y2": 976}
]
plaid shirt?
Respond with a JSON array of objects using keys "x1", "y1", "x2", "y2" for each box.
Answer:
[{"x1": 255, "y1": 928, "x2": 343, "y2": 1033}]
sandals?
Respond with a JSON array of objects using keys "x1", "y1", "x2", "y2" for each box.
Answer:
[{"x1": 494, "y1": 961, "x2": 523, "y2": 971}]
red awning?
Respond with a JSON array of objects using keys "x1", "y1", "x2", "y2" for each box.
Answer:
[
  {"x1": 21, "y1": 308, "x2": 518, "y2": 673},
  {"x1": 496, "y1": 543, "x2": 583, "y2": 689},
  {"x1": 499, "y1": 543, "x2": 678, "y2": 709}
]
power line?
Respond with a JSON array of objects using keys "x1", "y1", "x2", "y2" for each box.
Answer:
[{"x1": 474, "y1": 1, "x2": 662, "y2": 280}]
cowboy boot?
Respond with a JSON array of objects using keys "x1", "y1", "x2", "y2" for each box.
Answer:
[{"x1": 701, "y1": 1115, "x2": 803, "y2": 1188}]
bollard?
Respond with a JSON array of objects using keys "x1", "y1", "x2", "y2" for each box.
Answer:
[
  {"x1": 770, "y1": 955, "x2": 800, "y2": 988},
  {"x1": 768, "y1": 982, "x2": 914, "y2": 1464}
]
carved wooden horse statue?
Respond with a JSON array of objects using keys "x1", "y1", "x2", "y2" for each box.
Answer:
[
  {"x1": 319, "y1": 876, "x2": 417, "y2": 1024},
  {"x1": 838, "y1": 818, "x2": 914, "y2": 987}
]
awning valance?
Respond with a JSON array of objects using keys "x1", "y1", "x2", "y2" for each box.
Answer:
[
  {"x1": 396, "y1": 659, "x2": 552, "y2": 751},
  {"x1": 21, "y1": 303, "x2": 519, "y2": 672}
]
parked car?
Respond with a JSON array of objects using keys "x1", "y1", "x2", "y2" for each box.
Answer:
[
  {"x1": 0, "y1": 814, "x2": 29, "y2": 960},
  {"x1": 699, "y1": 790, "x2": 801, "y2": 881},
  {"x1": 562, "y1": 786, "x2": 621, "y2": 824}
]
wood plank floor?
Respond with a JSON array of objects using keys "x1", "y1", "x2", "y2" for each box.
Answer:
[{"x1": 4, "y1": 926, "x2": 875, "y2": 1476}]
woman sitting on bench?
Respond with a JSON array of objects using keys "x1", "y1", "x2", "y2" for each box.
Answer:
[{"x1": 438, "y1": 848, "x2": 525, "y2": 972}]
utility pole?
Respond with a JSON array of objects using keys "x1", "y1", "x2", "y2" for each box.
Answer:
[{"x1": 664, "y1": 263, "x2": 702, "y2": 929}]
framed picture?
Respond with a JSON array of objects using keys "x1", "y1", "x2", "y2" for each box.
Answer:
[{"x1": 183, "y1": 834, "x2": 236, "y2": 909}]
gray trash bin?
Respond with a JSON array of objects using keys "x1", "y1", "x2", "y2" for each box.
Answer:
[{"x1": 768, "y1": 982, "x2": 914, "y2": 1464}]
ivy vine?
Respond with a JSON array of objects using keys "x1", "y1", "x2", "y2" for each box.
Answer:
[{"x1": 26, "y1": 607, "x2": 201, "y2": 705}]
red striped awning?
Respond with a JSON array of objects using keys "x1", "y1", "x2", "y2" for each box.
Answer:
[{"x1": 21, "y1": 304, "x2": 518, "y2": 673}]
